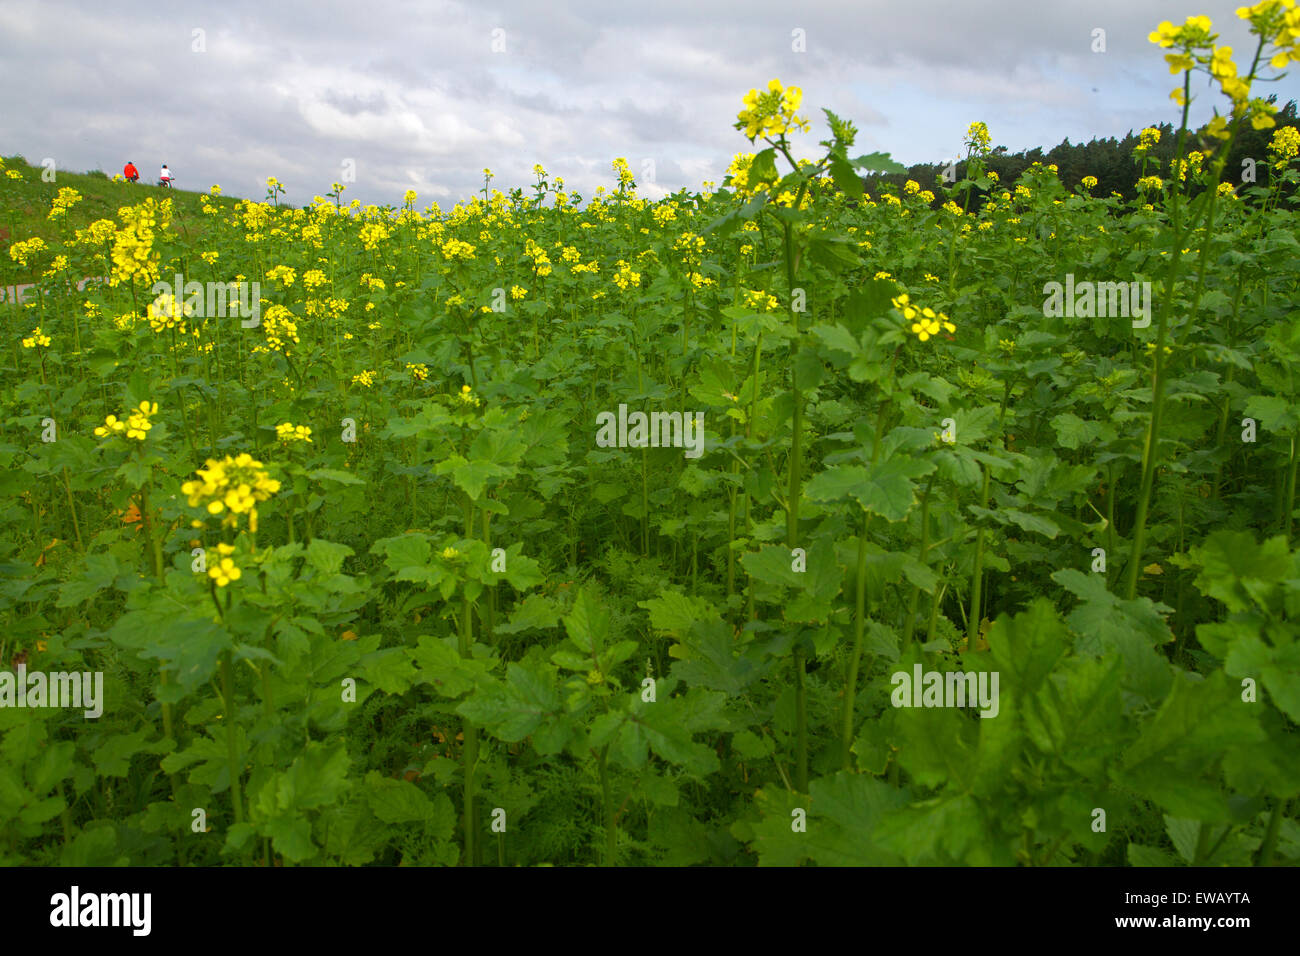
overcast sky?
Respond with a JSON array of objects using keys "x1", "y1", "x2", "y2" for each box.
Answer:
[{"x1": 2, "y1": 0, "x2": 1297, "y2": 208}]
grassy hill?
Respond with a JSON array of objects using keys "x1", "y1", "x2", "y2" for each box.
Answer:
[{"x1": 0, "y1": 154, "x2": 245, "y2": 285}]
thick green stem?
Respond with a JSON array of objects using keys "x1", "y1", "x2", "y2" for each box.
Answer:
[
  {"x1": 1255, "y1": 802, "x2": 1283, "y2": 866},
  {"x1": 841, "y1": 509, "x2": 872, "y2": 769},
  {"x1": 967, "y1": 468, "x2": 990, "y2": 649},
  {"x1": 459, "y1": 496, "x2": 479, "y2": 866},
  {"x1": 599, "y1": 746, "x2": 617, "y2": 865},
  {"x1": 219, "y1": 651, "x2": 243, "y2": 824},
  {"x1": 1283, "y1": 433, "x2": 1297, "y2": 544}
]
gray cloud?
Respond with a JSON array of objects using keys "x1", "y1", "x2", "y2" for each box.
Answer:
[{"x1": 1, "y1": 0, "x2": 1296, "y2": 207}]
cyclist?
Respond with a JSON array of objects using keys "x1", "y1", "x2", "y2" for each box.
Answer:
[
  {"x1": 123, "y1": 161, "x2": 139, "y2": 183},
  {"x1": 159, "y1": 164, "x2": 174, "y2": 187}
]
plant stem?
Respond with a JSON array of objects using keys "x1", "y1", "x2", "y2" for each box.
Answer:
[
  {"x1": 841, "y1": 508, "x2": 872, "y2": 769},
  {"x1": 219, "y1": 651, "x2": 243, "y2": 824}
]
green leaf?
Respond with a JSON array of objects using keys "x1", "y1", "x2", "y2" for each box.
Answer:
[
  {"x1": 56, "y1": 553, "x2": 124, "y2": 607},
  {"x1": 263, "y1": 815, "x2": 316, "y2": 863},
  {"x1": 305, "y1": 539, "x2": 354, "y2": 575},
  {"x1": 1185, "y1": 530, "x2": 1291, "y2": 614},
  {"x1": 1051, "y1": 412, "x2": 1102, "y2": 450},
  {"x1": 640, "y1": 590, "x2": 717, "y2": 637},
  {"x1": 372, "y1": 533, "x2": 431, "y2": 575},
  {"x1": 495, "y1": 594, "x2": 561, "y2": 635},
  {"x1": 366, "y1": 775, "x2": 438, "y2": 824},
  {"x1": 805, "y1": 456, "x2": 934, "y2": 521},
  {"x1": 455, "y1": 661, "x2": 560, "y2": 742},
  {"x1": 851, "y1": 152, "x2": 908, "y2": 175},
  {"x1": 91, "y1": 731, "x2": 170, "y2": 778},
  {"x1": 562, "y1": 587, "x2": 610, "y2": 654},
  {"x1": 829, "y1": 153, "x2": 864, "y2": 199},
  {"x1": 407, "y1": 635, "x2": 485, "y2": 698},
  {"x1": 360, "y1": 648, "x2": 417, "y2": 694}
]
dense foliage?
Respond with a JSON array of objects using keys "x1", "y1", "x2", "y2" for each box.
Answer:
[{"x1": 1, "y1": 7, "x2": 1298, "y2": 867}]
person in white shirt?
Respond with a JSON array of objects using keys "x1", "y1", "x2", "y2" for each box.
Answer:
[{"x1": 159, "y1": 165, "x2": 173, "y2": 186}]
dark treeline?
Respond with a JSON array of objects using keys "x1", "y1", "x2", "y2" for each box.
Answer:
[{"x1": 861, "y1": 98, "x2": 1299, "y2": 211}]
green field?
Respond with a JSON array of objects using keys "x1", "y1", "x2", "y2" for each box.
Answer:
[{"x1": 1, "y1": 9, "x2": 1298, "y2": 868}]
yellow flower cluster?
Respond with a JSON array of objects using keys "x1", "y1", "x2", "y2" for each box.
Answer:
[
  {"x1": 1081, "y1": 175, "x2": 1099, "y2": 189},
  {"x1": 94, "y1": 401, "x2": 158, "y2": 441},
  {"x1": 612, "y1": 259, "x2": 641, "y2": 291},
  {"x1": 736, "y1": 79, "x2": 810, "y2": 140},
  {"x1": 74, "y1": 219, "x2": 117, "y2": 247},
  {"x1": 275, "y1": 422, "x2": 313, "y2": 443},
  {"x1": 892, "y1": 294, "x2": 955, "y2": 343},
  {"x1": 260, "y1": 304, "x2": 299, "y2": 354},
  {"x1": 111, "y1": 200, "x2": 171, "y2": 286},
  {"x1": 1268, "y1": 124, "x2": 1300, "y2": 167},
  {"x1": 1136, "y1": 175, "x2": 1165, "y2": 192},
  {"x1": 9, "y1": 237, "x2": 47, "y2": 268},
  {"x1": 148, "y1": 293, "x2": 194, "y2": 333},
  {"x1": 303, "y1": 269, "x2": 327, "y2": 289},
  {"x1": 181, "y1": 453, "x2": 280, "y2": 533},
  {"x1": 1237, "y1": 1, "x2": 1300, "y2": 68},
  {"x1": 1151, "y1": 13, "x2": 1278, "y2": 129},
  {"x1": 441, "y1": 238, "x2": 476, "y2": 260},
  {"x1": 266, "y1": 264, "x2": 297, "y2": 285},
  {"x1": 209, "y1": 543, "x2": 241, "y2": 588},
  {"x1": 457, "y1": 384, "x2": 481, "y2": 407},
  {"x1": 21, "y1": 327, "x2": 51, "y2": 348},
  {"x1": 523, "y1": 238, "x2": 552, "y2": 275},
  {"x1": 47, "y1": 187, "x2": 83, "y2": 220},
  {"x1": 726, "y1": 152, "x2": 775, "y2": 199},
  {"x1": 352, "y1": 370, "x2": 377, "y2": 387},
  {"x1": 359, "y1": 222, "x2": 391, "y2": 250},
  {"x1": 407, "y1": 362, "x2": 429, "y2": 381},
  {"x1": 1135, "y1": 128, "x2": 1162, "y2": 154},
  {"x1": 612, "y1": 157, "x2": 636, "y2": 189},
  {"x1": 965, "y1": 121, "x2": 992, "y2": 155},
  {"x1": 744, "y1": 289, "x2": 779, "y2": 312},
  {"x1": 1173, "y1": 150, "x2": 1205, "y2": 181}
]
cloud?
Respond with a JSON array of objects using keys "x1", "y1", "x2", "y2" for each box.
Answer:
[{"x1": 0, "y1": 0, "x2": 1296, "y2": 207}]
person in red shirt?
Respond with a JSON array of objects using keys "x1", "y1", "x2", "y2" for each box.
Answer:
[{"x1": 123, "y1": 162, "x2": 139, "y2": 183}]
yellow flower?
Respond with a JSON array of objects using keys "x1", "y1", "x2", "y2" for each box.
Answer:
[
  {"x1": 735, "y1": 78, "x2": 811, "y2": 140},
  {"x1": 275, "y1": 422, "x2": 313, "y2": 443},
  {"x1": 181, "y1": 453, "x2": 280, "y2": 531},
  {"x1": 21, "y1": 327, "x2": 51, "y2": 349},
  {"x1": 9, "y1": 237, "x2": 48, "y2": 268},
  {"x1": 209, "y1": 557, "x2": 242, "y2": 587},
  {"x1": 441, "y1": 238, "x2": 476, "y2": 260},
  {"x1": 351, "y1": 370, "x2": 377, "y2": 388},
  {"x1": 964, "y1": 121, "x2": 991, "y2": 154},
  {"x1": 266, "y1": 264, "x2": 297, "y2": 286}
]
